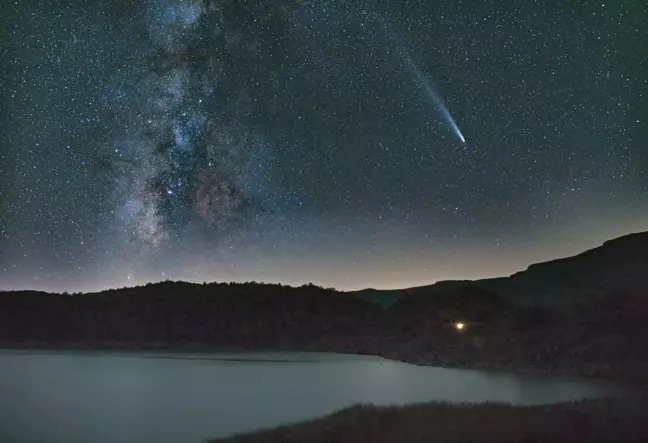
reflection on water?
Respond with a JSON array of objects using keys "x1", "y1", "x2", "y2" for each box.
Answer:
[{"x1": 0, "y1": 350, "x2": 620, "y2": 443}]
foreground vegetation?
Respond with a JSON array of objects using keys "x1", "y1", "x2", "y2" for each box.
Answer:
[{"x1": 207, "y1": 398, "x2": 648, "y2": 443}]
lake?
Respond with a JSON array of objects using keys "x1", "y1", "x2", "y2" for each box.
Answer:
[{"x1": 0, "y1": 350, "x2": 622, "y2": 443}]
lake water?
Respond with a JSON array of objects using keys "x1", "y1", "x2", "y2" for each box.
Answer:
[{"x1": 0, "y1": 350, "x2": 622, "y2": 443}]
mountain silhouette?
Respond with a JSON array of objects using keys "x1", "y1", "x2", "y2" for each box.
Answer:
[{"x1": 354, "y1": 231, "x2": 648, "y2": 306}]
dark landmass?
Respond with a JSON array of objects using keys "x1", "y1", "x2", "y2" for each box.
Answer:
[
  {"x1": 1, "y1": 231, "x2": 648, "y2": 381},
  {"x1": 348, "y1": 288, "x2": 402, "y2": 308},
  {"x1": 351, "y1": 230, "x2": 648, "y2": 306},
  {"x1": 206, "y1": 398, "x2": 648, "y2": 443}
]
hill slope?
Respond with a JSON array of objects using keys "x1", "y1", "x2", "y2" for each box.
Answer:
[{"x1": 397, "y1": 231, "x2": 648, "y2": 305}]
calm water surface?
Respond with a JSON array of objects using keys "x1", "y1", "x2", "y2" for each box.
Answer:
[{"x1": 0, "y1": 350, "x2": 622, "y2": 443}]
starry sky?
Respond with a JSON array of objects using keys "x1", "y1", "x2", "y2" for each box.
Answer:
[{"x1": 1, "y1": 0, "x2": 647, "y2": 292}]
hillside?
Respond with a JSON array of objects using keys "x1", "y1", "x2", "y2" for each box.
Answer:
[
  {"x1": 347, "y1": 288, "x2": 402, "y2": 308},
  {"x1": 390, "y1": 231, "x2": 648, "y2": 305}
]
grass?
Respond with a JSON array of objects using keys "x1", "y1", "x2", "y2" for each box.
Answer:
[{"x1": 206, "y1": 398, "x2": 648, "y2": 443}]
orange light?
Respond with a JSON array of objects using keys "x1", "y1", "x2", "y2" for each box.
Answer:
[{"x1": 455, "y1": 322, "x2": 465, "y2": 331}]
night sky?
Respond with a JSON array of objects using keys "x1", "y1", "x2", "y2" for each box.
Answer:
[{"x1": 1, "y1": 0, "x2": 647, "y2": 292}]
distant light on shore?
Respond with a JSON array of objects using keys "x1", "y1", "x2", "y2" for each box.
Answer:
[{"x1": 455, "y1": 322, "x2": 465, "y2": 331}]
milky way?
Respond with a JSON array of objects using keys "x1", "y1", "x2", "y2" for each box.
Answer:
[
  {"x1": 111, "y1": 0, "x2": 254, "y2": 251},
  {"x1": 1, "y1": 0, "x2": 646, "y2": 291}
]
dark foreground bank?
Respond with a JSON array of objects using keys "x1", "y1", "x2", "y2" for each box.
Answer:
[{"x1": 207, "y1": 398, "x2": 648, "y2": 443}]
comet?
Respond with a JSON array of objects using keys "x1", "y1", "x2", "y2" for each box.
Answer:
[
  {"x1": 401, "y1": 54, "x2": 466, "y2": 144},
  {"x1": 380, "y1": 22, "x2": 466, "y2": 144}
]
